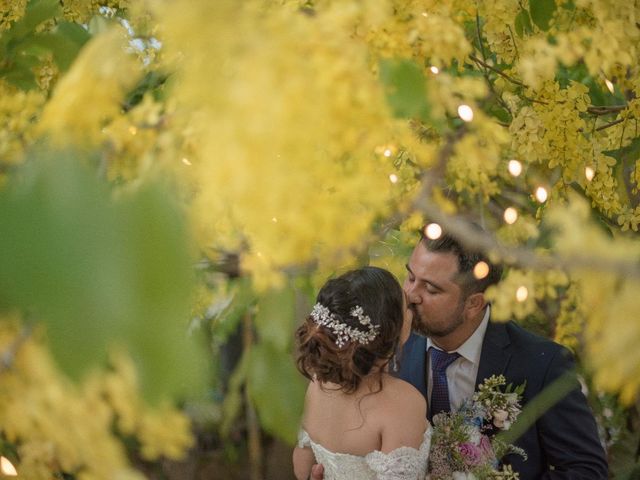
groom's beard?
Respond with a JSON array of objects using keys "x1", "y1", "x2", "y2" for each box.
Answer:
[
  {"x1": 410, "y1": 304, "x2": 430, "y2": 337},
  {"x1": 410, "y1": 303, "x2": 464, "y2": 338}
]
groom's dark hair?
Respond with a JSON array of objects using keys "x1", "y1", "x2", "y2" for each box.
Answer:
[{"x1": 420, "y1": 223, "x2": 503, "y2": 296}]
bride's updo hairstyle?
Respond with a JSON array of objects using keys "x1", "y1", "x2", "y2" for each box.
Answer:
[{"x1": 295, "y1": 266, "x2": 404, "y2": 393}]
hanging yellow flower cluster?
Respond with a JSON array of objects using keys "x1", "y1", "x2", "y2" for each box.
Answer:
[
  {"x1": 159, "y1": 0, "x2": 431, "y2": 288},
  {"x1": 0, "y1": 317, "x2": 193, "y2": 479}
]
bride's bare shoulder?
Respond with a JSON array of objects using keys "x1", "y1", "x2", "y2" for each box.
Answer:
[
  {"x1": 381, "y1": 376, "x2": 426, "y2": 410},
  {"x1": 376, "y1": 376, "x2": 428, "y2": 452}
]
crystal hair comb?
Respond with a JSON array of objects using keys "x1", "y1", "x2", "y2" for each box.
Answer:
[{"x1": 310, "y1": 303, "x2": 379, "y2": 348}]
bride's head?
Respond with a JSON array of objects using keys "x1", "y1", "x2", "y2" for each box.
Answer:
[{"x1": 295, "y1": 266, "x2": 410, "y2": 393}]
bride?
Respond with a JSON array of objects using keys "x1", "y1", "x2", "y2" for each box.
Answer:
[{"x1": 293, "y1": 266, "x2": 431, "y2": 480}]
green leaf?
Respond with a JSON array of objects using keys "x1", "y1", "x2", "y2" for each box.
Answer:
[
  {"x1": 498, "y1": 370, "x2": 576, "y2": 445},
  {"x1": 0, "y1": 152, "x2": 207, "y2": 402},
  {"x1": 0, "y1": 1, "x2": 90, "y2": 89},
  {"x1": 88, "y1": 15, "x2": 115, "y2": 35},
  {"x1": 606, "y1": 425, "x2": 640, "y2": 478},
  {"x1": 114, "y1": 183, "x2": 209, "y2": 401},
  {"x1": 213, "y1": 277, "x2": 256, "y2": 341},
  {"x1": 0, "y1": 64, "x2": 38, "y2": 90},
  {"x1": 57, "y1": 20, "x2": 91, "y2": 45},
  {"x1": 50, "y1": 22, "x2": 91, "y2": 71},
  {"x1": 9, "y1": 0, "x2": 61, "y2": 39},
  {"x1": 254, "y1": 286, "x2": 296, "y2": 351},
  {"x1": 248, "y1": 344, "x2": 306, "y2": 444},
  {"x1": 603, "y1": 136, "x2": 640, "y2": 164},
  {"x1": 514, "y1": 9, "x2": 533, "y2": 37},
  {"x1": 379, "y1": 59, "x2": 431, "y2": 122},
  {"x1": 487, "y1": 103, "x2": 512, "y2": 124},
  {"x1": 21, "y1": 22, "x2": 91, "y2": 72},
  {"x1": 124, "y1": 71, "x2": 170, "y2": 110},
  {"x1": 0, "y1": 0, "x2": 63, "y2": 89},
  {"x1": 530, "y1": 0, "x2": 557, "y2": 31}
]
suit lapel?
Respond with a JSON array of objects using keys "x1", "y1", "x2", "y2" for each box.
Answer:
[{"x1": 475, "y1": 320, "x2": 512, "y2": 389}]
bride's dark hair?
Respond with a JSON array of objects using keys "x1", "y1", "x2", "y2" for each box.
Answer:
[{"x1": 295, "y1": 266, "x2": 404, "y2": 393}]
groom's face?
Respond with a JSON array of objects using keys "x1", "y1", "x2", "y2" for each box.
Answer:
[{"x1": 403, "y1": 242, "x2": 466, "y2": 339}]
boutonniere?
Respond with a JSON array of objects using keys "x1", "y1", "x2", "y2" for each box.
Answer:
[{"x1": 427, "y1": 375, "x2": 527, "y2": 480}]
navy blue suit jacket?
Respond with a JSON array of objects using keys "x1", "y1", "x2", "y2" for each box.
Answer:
[{"x1": 397, "y1": 321, "x2": 608, "y2": 479}]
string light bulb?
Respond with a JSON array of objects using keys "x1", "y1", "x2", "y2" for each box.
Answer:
[
  {"x1": 508, "y1": 160, "x2": 522, "y2": 177},
  {"x1": 181, "y1": 157, "x2": 191, "y2": 166},
  {"x1": 424, "y1": 223, "x2": 442, "y2": 240},
  {"x1": 516, "y1": 286, "x2": 529, "y2": 302},
  {"x1": 458, "y1": 104, "x2": 474, "y2": 122},
  {"x1": 0, "y1": 457, "x2": 17, "y2": 476},
  {"x1": 473, "y1": 261, "x2": 490, "y2": 279},
  {"x1": 504, "y1": 207, "x2": 518, "y2": 224},
  {"x1": 430, "y1": 66, "x2": 440, "y2": 74},
  {"x1": 389, "y1": 173, "x2": 399, "y2": 183},
  {"x1": 128, "y1": 126, "x2": 137, "y2": 135},
  {"x1": 271, "y1": 217, "x2": 278, "y2": 223},
  {"x1": 604, "y1": 79, "x2": 615, "y2": 94},
  {"x1": 383, "y1": 148, "x2": 393, "y2": 157},
  {"x1": 535, "y1": 186, "x2": 548, "y2": 203},
  {"x1": 585, "y1": 166, "x2": 595, "y2": 181}
]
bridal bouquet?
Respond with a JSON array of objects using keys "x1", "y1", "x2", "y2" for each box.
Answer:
[{"x1": 428, "y1": 375, "x2": 527, "y2": 480}]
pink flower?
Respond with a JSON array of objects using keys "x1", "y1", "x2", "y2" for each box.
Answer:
[{"x1": 458, "y1": 442, "x2": 483, "y2": 466}]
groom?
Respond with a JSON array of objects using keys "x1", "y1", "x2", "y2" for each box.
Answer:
[
  {"x1": 310, "y1": 226, "x2": 607, "y2": 479},
  {"x1": 398, "y1": 227, "x2": 607, "y2": 479}
]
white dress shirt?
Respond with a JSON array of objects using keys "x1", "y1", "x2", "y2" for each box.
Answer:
[{"x1": 426, "y1": 306, "x2": 490, "y2": 412}]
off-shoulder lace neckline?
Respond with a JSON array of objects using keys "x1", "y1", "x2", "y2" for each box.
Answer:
[{"x1": 300, "y1": 425, "x2": 431, "y2": 459}]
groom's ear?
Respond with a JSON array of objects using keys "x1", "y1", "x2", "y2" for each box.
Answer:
[{"x1": 464, "y1": 292, "x2": 485, "y2": 316}]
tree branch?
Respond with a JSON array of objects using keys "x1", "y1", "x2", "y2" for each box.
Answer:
[
  {"x1": 587, "y1": 105, "x2": 628, "y2": 115},
  {"x1": 475, "y1": 14, "x2": 487, "y2": 62},
  {"x1": 395, "y1": 130, "x2": 640, "y2": 280},
  {"x1": 595, "y1": 117, "x2": 627, "y2": 132},
  {"x1": 523, "y1": 96, "x2": 549, "y2": 106},
  {"x1": 414, "y1": 200, "x2": 640, "y2": 279},
  {"x1": 469, "y1": 54, "x2": 525, "y2": 87},
  {"x1": 467, "y1": 57, "x2": 630, "y2": 117}
]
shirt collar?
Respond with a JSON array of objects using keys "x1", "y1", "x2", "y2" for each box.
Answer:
[{"x1": 426, "y1": 305, "x2": 491, "y2": 365}]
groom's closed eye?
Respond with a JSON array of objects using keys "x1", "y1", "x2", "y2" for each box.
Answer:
[
  {"x1": 406, "y1": 270, "x2": 442, "y2": 294},
  {"x1": 425, "y1": 281, "x2": 443, "y2": 294}
]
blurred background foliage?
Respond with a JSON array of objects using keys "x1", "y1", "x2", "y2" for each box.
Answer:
[{"x1": 1, "y1": 0, "x2": 640, "y2": 478}]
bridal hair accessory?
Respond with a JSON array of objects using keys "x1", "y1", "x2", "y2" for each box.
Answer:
[{"x1": 310, "y1": 303, "x2": 380, "y2": 348}]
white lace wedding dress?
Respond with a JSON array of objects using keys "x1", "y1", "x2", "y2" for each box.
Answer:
[{"x1": 297, "y1": 426, "x2": 431, "y2": 480}]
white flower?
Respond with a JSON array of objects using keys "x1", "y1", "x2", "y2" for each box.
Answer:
[
  {"x1": 464, "y1": 424, "x2": 481, "y2": 445},
  {"x1": 492, "y1": 409, "x2": 509, "y2": 429},
  {"x1": 453, "y1": 472, "x2": 477, "y2": 480}
]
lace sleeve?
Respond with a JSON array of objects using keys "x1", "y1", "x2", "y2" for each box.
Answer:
[
  {"x1": 297, "y1": 429, "x2": 311, "y2": 449},
  {"x1": 365, "y1": 428, "x2": 431, "y2": 480}
]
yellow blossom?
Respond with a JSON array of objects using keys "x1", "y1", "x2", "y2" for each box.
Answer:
[{"x1": 38, "y1": 27, "x2": 142, "y2": 146}]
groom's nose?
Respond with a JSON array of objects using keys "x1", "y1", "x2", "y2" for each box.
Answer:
[
  {"x1": 408, "y1": 293, "x2": 421, "y2": 305},
  {"x1": 404, "y1": 284, "x2": 422, "y2": 305}
]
